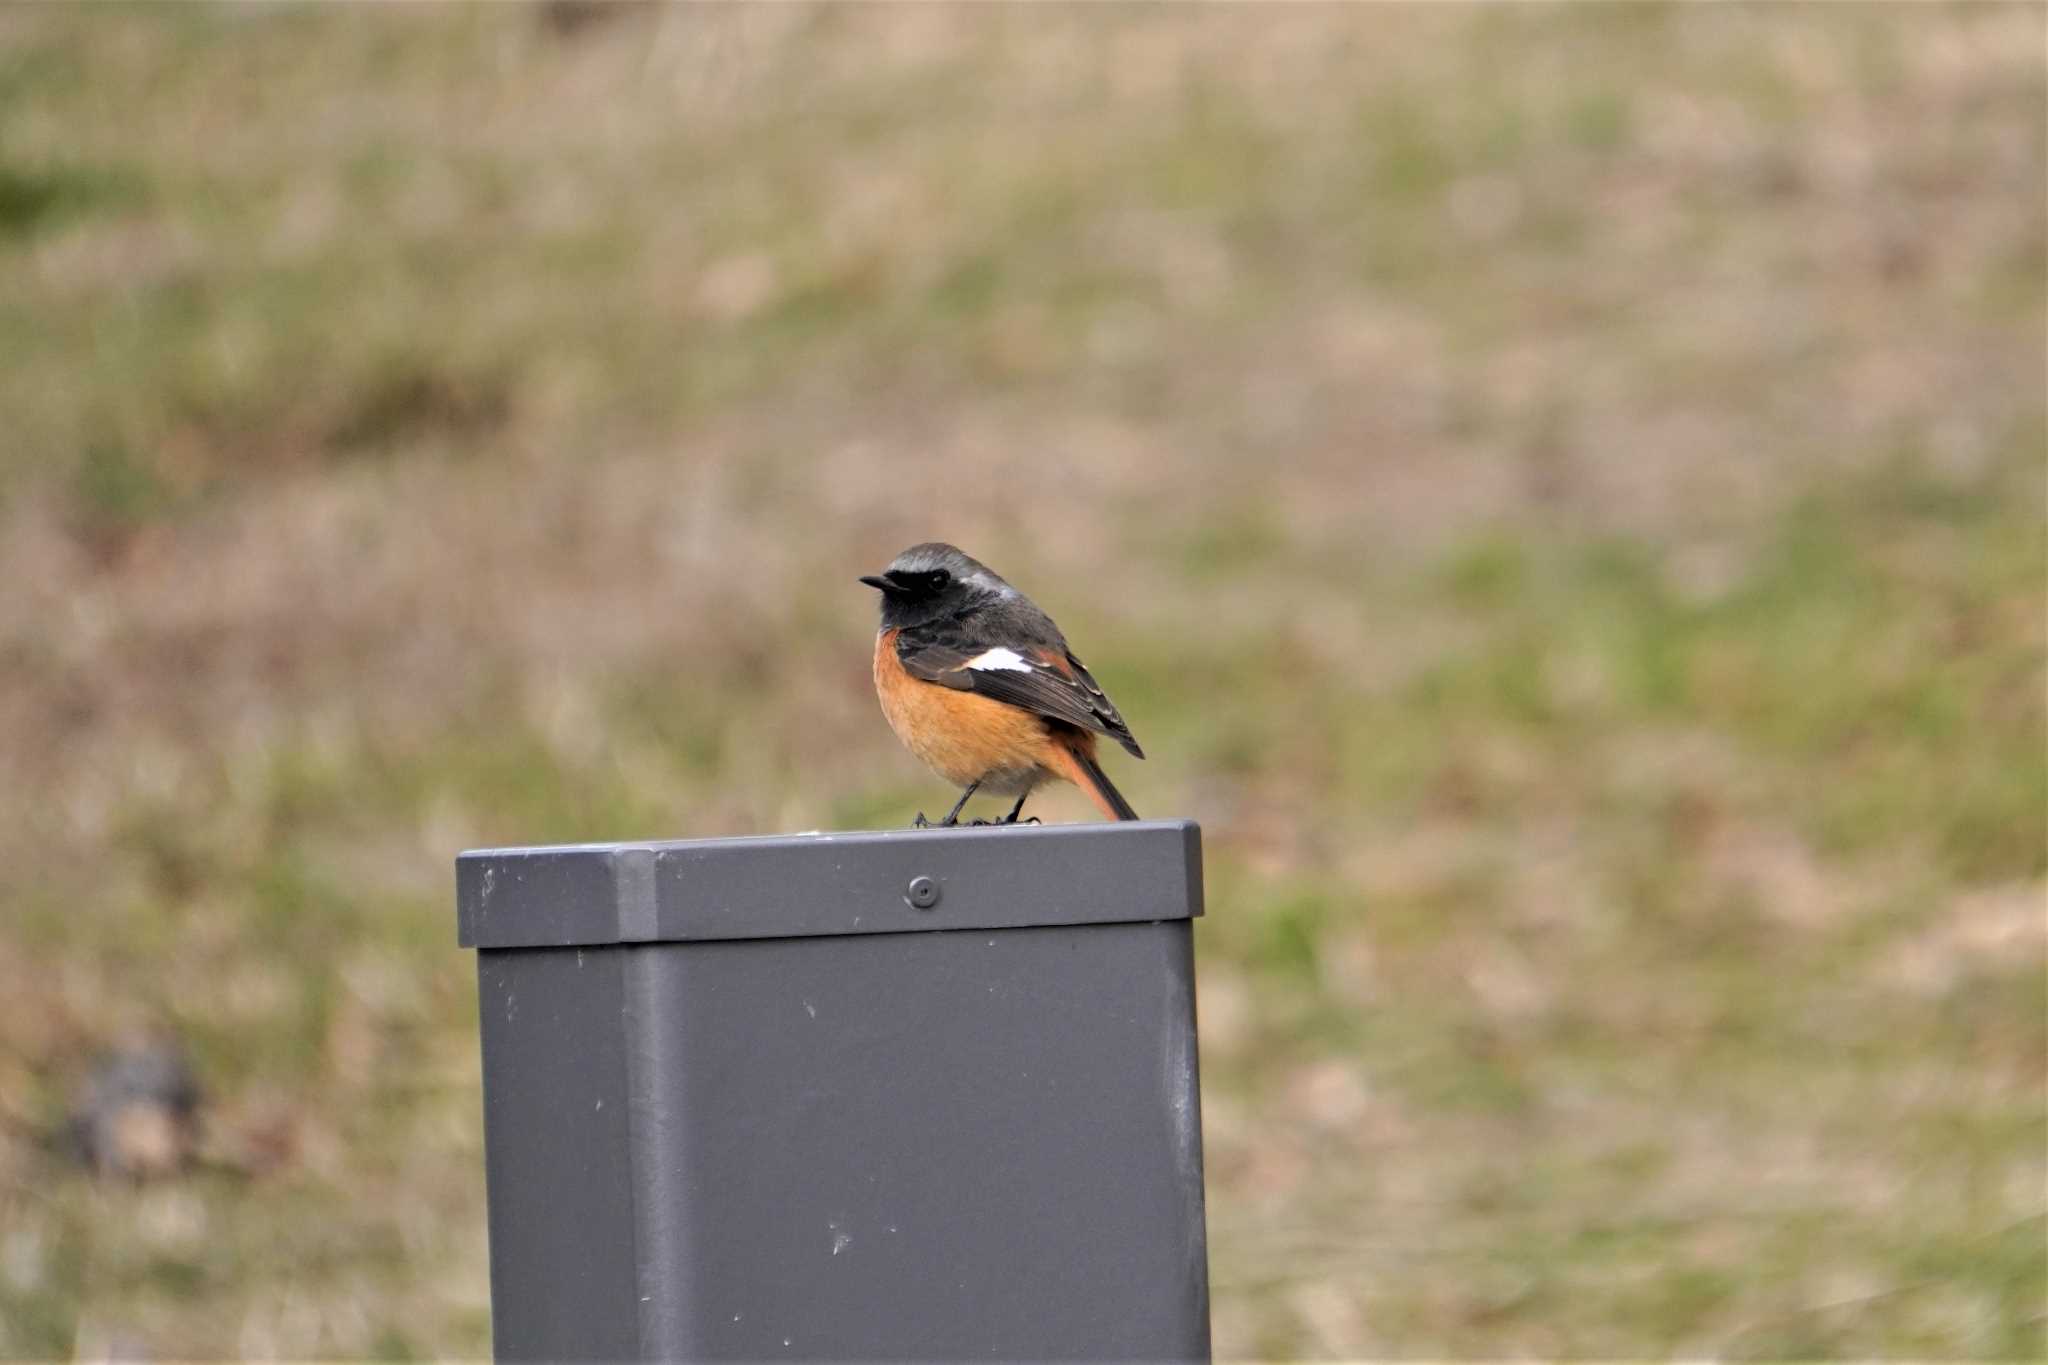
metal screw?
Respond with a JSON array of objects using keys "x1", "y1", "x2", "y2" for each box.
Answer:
[{"x1": 905, "y1": 876, "x2": 940, "y2": 910}]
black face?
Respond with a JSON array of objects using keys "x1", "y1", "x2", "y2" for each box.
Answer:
[
  {"x1": 860, "y1": 562, "x2": 966, "y2": 629},
  {"x1": 865, "y1": 567, "x2": 951, "y2": 597}
]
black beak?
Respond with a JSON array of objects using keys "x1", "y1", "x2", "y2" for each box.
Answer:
[{"x1": 858, "y1": 573, "x2": 892, "y2": 591}]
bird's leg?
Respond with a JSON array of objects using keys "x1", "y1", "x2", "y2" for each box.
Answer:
[
  {"x1": 936, "y1": 781, "x2": 980, "y2": 828},
  {"x1": 998, "y1": 795, "x2": 1031, "y2": 825},
  {"x1": 913, "y1": 812, "x2": 930, "y2": 829}
]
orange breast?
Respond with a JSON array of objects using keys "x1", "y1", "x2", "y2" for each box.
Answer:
[{"x1": 873, "y1": 629, "x2": 1052, "y2": 789}]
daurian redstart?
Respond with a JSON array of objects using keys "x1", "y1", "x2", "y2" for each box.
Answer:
[{"x1": 862, "y1": 543, "x2": 1143, "y2": 826}]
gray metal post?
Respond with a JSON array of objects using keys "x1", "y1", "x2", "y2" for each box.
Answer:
[{"x1": 456, "y1": 820, "x2": 1210, "y2": 1362}]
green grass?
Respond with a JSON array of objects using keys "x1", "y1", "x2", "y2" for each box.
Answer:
[{"x1": 0, "y1": 3, "x2": 2042, "y2": 1358}]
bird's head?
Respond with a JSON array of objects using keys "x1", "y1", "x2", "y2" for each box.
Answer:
[{"x1": 860, "y1": 542, "x2": 1011, "y2": 628}]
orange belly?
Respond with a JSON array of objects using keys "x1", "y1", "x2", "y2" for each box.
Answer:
[{"x1": 874, "y1": 630, "x2": 1055, "y2": 793}]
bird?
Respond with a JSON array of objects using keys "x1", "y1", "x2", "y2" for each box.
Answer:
[{"x1": 861, "y1": 542, "x2": 1144, "y2": 827}]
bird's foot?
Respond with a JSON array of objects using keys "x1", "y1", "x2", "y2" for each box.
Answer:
[{"x1": 913, "y1": 812, "x2": 930, "y2": 829}]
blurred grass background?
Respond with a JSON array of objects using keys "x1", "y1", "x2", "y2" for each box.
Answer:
[{"x1": 0, "y1": 3, "x2": 2042, "y2": 1357}]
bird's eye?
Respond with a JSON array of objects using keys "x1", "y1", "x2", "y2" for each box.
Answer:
[{"x1": 929, "y1": 570, "x2": 951, "y2": 590}]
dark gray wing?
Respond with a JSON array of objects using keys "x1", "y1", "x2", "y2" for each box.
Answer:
[{"x1": 896, "y1": 633, "x2": 1144, "y2": 759}]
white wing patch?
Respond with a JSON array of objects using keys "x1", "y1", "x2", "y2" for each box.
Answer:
[{"x1": 965, "y1": 647, "x2": 1032, "y2": 673}]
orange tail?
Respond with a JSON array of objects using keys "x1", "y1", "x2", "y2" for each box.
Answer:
[{"x1": 1047, "y1": 739, "x2": 1141, "y2": 821}]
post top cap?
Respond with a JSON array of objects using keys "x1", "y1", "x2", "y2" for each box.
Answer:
[{"x1": 457, "y1": 819, "x2": 1203, "y2": 949}]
